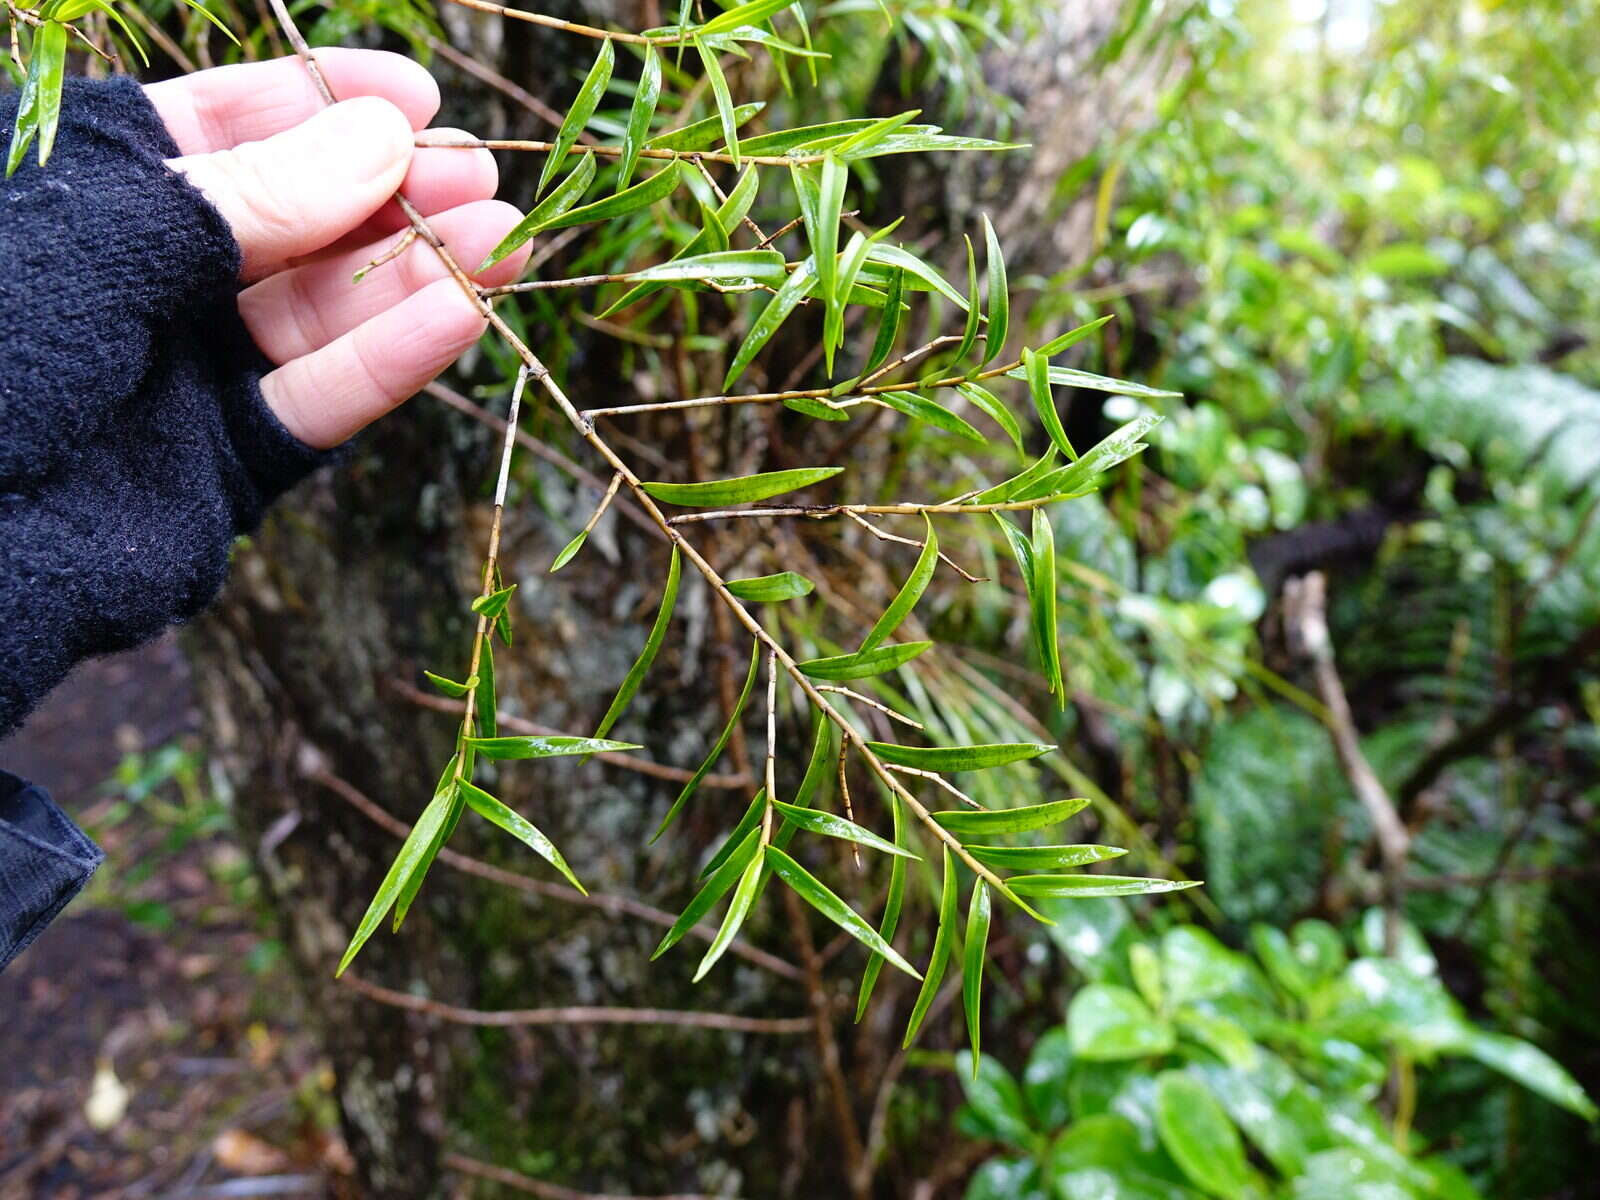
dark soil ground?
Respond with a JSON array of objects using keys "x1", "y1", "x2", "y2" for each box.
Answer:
[{"x1": 0, "y1": 639, "x2": 349, "y2": 1199}]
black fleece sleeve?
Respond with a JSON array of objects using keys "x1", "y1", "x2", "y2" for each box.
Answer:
[{"x1": 1, "y1": 76, "x2": 336, "y2": 737}]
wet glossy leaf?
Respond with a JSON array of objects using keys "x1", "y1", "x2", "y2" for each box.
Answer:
[
  {"x1": 1017, "y1": 413, "x2": 1161, "y2": 499},
  {"x1": 1031, "y1": 507, "x2": 1063, "y2": 701},
  {"x1": 811, "y1": 157, "x2": 847, "y2": 347},
  {"x1": 798, "y1": 640, "x2": 932, "y2": 680},
  {"x1": 653, "y1": 641, "x2": 761, "y2": 841},
  {"x1": 1007, "y1": 874, "x2": 1202, "y2": 898},
  {"x1": 550, "y1": 530, "x2": 589, "y2": 572},
  {"x1": 1002, "y1": 362, "x2": 1182, "y2": 400},
  {"x1": 964, "y1": 879, "x2": 992, "y2": 1071},
  {"x1": 1155, "y1": 1070, "x2": 1255, "y2": 1197},
  {"x1": 865, "y1": 243, "x2": 969, "y2": 310},
  {"x1": 880, "y1": 391, "x2": 986, "y2": 443},
  {"x1": 471, "y1": 584, "x2": 518, "y2": 620},
  {"x1": 725, "y1": 571, "x2": 816, "y2": 602},
  {"x1": 628, "y1": 248, "x2": 787, "y2": 284},
  {"x1": 618, "y1": 44, "x2": 661, "y2": 188},
  {"x1": 866, "y1": 741, "x2": 1055, "y2": 771},
  {"x1": 392, "y1": 757, "x2": 463, "y2": 932},
  {"x1": 966, "y1": 844, "x2": 1127, "y2": 870},
  {"x1": 700, "y1": 789, "x2": 767, "y2": 882},
  {"x1": 601, "y1": 166, "x2": 759, "y2": 315},
  {"x1": 538, "y1": 38, "x2": 613, "y2": 196},
  {"x1": 930, "y1": 798, "x2": 1090, "y2": 837},
  {"x1": 480, "y1": 152, "x2": 597, "y2": 268},
  {"x1": 423, "y1": 670, "x2": 473, "y2": 698},
  {"x1": 863, "y1": 266, "x2": 906, "y2": 373},
  {"x1": 981, "y1": 214, "x2": 1008, "y2": 365},
  {"x1": 535, "y1": 160, "x2": 683, "y2": 235},
  {"x1": 1067, "y1": 983, "x2": 1175, "y2": 1060},
  {"x1": 698, "y1": 0, "x2": 794, "y2": 36},
  {"x1": 724, "y1": 257, "x2": 817, "y2": 389},
  {"x1": 643, "y1": 466, "x2": 842, "y2": 506},
  {"x1": 464, "y1": 735, "x2": 642, "y2": 759},
  {"x1": 695, "y1": 36, "x2": 741, "y2": 165},
  {"x1": 861, "y1": 515, "x2": 938, "y2": 651},
  {"x1": 460, "y1": 780, "x2": 585, "y2": 893},
  {"x1": 771, "y1": 798, "x2": 918, "y2": 859},
  {"x1": 693, "y1": 848, "x2": 765, "y2": 980},
  {"x1": 1034, "y1": 314, "x2": 1114, "y2": 358},
  {"x1": 856, "y1": 793, "x2": 907, "y2": 1020},
  {"x1": 6, "y1": 20, "x2": 66, "y2": 176},
  {"x1": 647, "y1": 102, "x2": 763, "y2": 151},
  {"x1": 1466, "y1": 1031, "x2": 1598, "y2": 1120},
  {"x1": 655, "y1": 824, "x2": 762, "y2": 958},
  {"x1": 593, "y1": 546, "x2": 681, "y2": 739},
  {"x1": 967, "y1": 451, "x2": 1059, "y2": 505},
  {"x1": 956, "y1": 382, "x2": 1023, "y2": 454},
  {"x1": 957, "y1": 1051, "x2": 1037, "y2": 1149},
  {"x1": 904, "y1": 846, "x2": 958, "y2": 1047},
  {"x1": 1026, "y1": 347, "x2": 1076, "y2": 461},
  {"x1": 337, "y1": 778, "x2": 455, "y2": 976},
  {"x1": 767, "y1": 847, "x2": 922, "y2": 979},
  {"x1": 475, "y1": 638, "x2": 497, "y2": 739}
]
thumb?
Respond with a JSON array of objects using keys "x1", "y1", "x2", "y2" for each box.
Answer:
[{"x1": 167, "y1": 96, "x2": 414, "y2": 281}]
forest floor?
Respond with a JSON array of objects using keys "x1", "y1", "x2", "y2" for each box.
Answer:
[{"x1": 0, "y1": 639, "x2": 352, "y2": 1199}]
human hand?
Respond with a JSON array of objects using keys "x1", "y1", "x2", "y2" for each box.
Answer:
[{"x1": 147, "y1": 49, "x2": 531, "y2": 450}]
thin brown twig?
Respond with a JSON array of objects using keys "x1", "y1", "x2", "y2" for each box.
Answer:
[
  {"x1": 341, "y1": 973, "x2": 810, "y2": 1032},
  {"x1": 843, "y1": 509, "x2": 986, "y2": 583}
]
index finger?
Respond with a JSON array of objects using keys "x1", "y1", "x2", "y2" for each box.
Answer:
[{"x1": 145, "y1": 48, "x2": 440, "y2": 157}]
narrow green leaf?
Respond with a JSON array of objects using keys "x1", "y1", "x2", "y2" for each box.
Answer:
[
  {"x1": 657, "y1": 824, "x2": 762, "y2": 957},
  {"x1": 1034, "y1": 314, "x2": 1114, "y2": 358},
  {"x1": 966, "y1": 451, "x2": 1059, "y2": 506},
  {"x1": 865, "y1": 741, "x2": 1055, "y2": 771},
  {"x1": 766, "y1": 847, "x2": 922, "y2": 979},
  {"x1": 177, "y1": 0, "x2": 238, "y2": 45},
  {"x1": 955, "y1": 382, "x2": 1023, "y2": 454},
  {"x1": 1006, "y1": 874, "x2": 1203, "y2": 898},
  {"x1": 628, "y1": 248, "x2": 787, "y2": 285},
  {"x1": 643, "y1": 466, "x2": 842, "y2": 507},
  {"x1": 723, "y1": 257, "x2": 817, "y2": 390},
  {"x1": 726, "y1": 572, "x2": 816, "y2": 602},
  {"x1": 472, "y1": 584, "x2": 518, "y2": 620},
  {"x1": 693, "y1": 848, "x2": 766, "y2": 980},
  {"x1": 593, "y1": 547, "x2": 681, "y2": 739},
  {"x1": 963, "y1": 880, "x2": 992, "y2": 1072},
  {"x1": 535, "y1": 160, "x2": 683, "y2": 235},
  {"x1": 981, "y1": 214, "x2": 1008, "y2": 365},
  {"x1": 1018, "y1": 413, "x2": 1162, "y2": 499},
  {"x1": 464, "y1": 735, "x2": 642, "y2": 759},
  {"x1": 337, "y1": 780, "x2": 455, "y2": 975},
  {"x1": 392, "y1": 757, "x2": 463, "y2": 932},
  {"x1": 698, "y1": 0, "x2": 793, "y2": 35},
  {"x1": 476, "y1": 638, "x2": 497, "y2": 739},
  {"x1": 863, "y1": 267, "x2": 906, "y2": 374},
  {"x1": 742, "y1": 118, "x2": 908, "y2": 155},
  {"x1": 480, "y1": 152, "x2": 597, "y2": 269},
  {"x1": 771, "y1": 799, "x2": 919, "y2": 859},
  {"x1": 602, "y1": 166, "x2": 759, "y2": 316},
  {"x1": 538, "y1": 38, "x2": 613, "y2": 196},
  {"x1": 700, "y1": 789, "x2": 767, "y2": 881},
  {"x1": 550, "y1": 530, "x2": 589, "y2": 572},
  {"x1": 812, "y1": 156, "x2": 848, "y2": 365},
  {"x1": 1001, "y1": 362, "x2": 1183, "y2": 400},
  {"x1": 856, "y1": 793, "x2": 907, "y2": 1021},
  {"x1": 647, "y1": 102, "x2": 764, "y2": 151},
  {"x1": 653, "y1": 641, "x2": 761, "y2": 841},
  {"x1": 832, "y1": 109, "x2": 922, "y2": 159},
  {"x1": 6, "y1": 20, "x2": 66, "y2": 175},
  {"x1": 1025, "y1": 348, "x2": 1076, "y2": 461},
  {"x1": 904, "y1": 846, "x2": 959, "y2": 1046},
  {"x1": 424, "y1": 671, "x2": 473, "y2": 698},
  {"x1": 785, "y1": 396, "x2": 850, "y2": 421},
  {"x1": 1031, "y1": 507, "x2": 1063, "y2": 702},
  {"x1": 695, "y1": 36, "x2": 741, "y2": 166},
  {"x1": 860, "y1": 515, "x2": 938, "y2": 652},
  {"x1": 951, "y1": 236, "x2": 983, "y2": 366},
  {"x1": 618, "y1": 44, "x2": 661, "y2": 188},
  {"x1": 879, "y1": 391, "x2": 986, "y2": 443},
  {"x1": 967, "y1": 844, "x2": 1127, "y2": 870},
  {"x1": 459, "y1": 779, "x2": 586, "y2": 893},
  {"x1": 798, "y1": 641, "x2": 932, "y2": 681},
  {"x1": 930, "y1": 798, "x2": 1091, "y2": 837},
  {"x1": 865, "y1": 243, "x2": 969, "y2": 310},
  {"x1": 794, "y1": 708, "x2": 836, "y2": 808}
]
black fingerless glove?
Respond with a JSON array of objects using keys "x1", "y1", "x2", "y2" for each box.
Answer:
[{"x1": 1, "y1": 76, "x2": 336, "y2": 737}]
